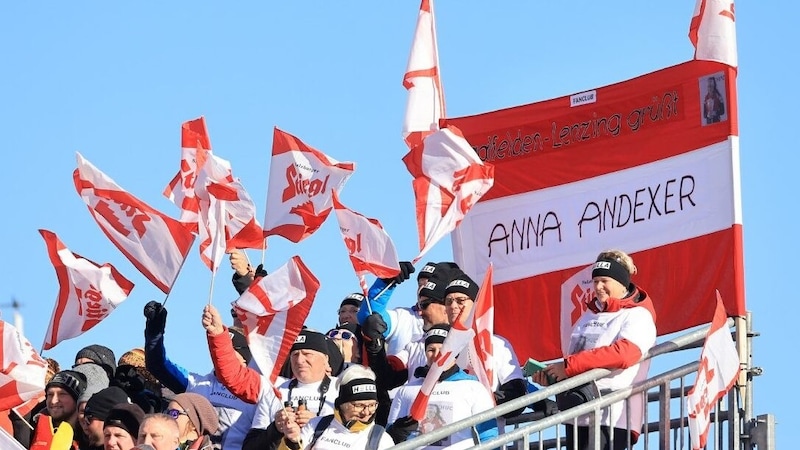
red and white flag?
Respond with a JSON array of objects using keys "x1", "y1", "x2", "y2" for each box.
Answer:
[
  {"x1": 232, "y1": 256, "x2": 320, "y2": 386},
  {"x1": 0, "y1": 320, "x2": 48, "y2": 411},
  {"x1": 332, "y1": 191, "x2": 401, "y2": 294},
  {"x1": 402, "y1": 0, "x2": 445, "y2": 149},
  {"x1": 402, "y1": 126, "x2": 494, "y2": 263},
  {"x1": 687, "y1": 291, "x2": 740, "y2": 450},
  {"x1": 163, "y1": 116, "x2": 234, "y2": 233},
  {"x1": 263, "y1": 127, "x2": 355, "y2": 243},
  {"x1": 74, "y1": 153, "x2": 195, "y2": 293},
  {"x1": 689, "y1": 0, "x2": 738, "y2": 68},
  {"x1": 461, "y1": 264, "x2": 495, "y2": 395},
  {"x1": 409, "y1": 321, "x2": 474, "y2": 421},
  {"x1": 39, "y1": 230, "x2": 134, "y2": 350}
]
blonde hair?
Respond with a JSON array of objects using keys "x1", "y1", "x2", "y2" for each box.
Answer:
[{"x1": 596, "y1": 249, "x2": 637, "y2": 275}]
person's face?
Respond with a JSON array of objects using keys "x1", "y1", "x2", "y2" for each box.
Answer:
[
  {"x1": 416, "y1": 296, "x2": 448, "y2": 331},
  {"x1": 425, "y1": 342, "x2": 445, "y2": 366},
  {"x1": 337, "y1": 305, "x2": 359, "y2": 325},
  {"x1": 592, "y1": 276, "x2": 628, "y2": 304},
  {"x1": 707, "y1": 77, "x2": 716, "y2": 89},
  {"x1": 327, "y1": 329, "x2": 360, "y2": 364},
  {"x1": 166, "y1": 401, "x2": 194, "y2": 441},
  {"x1": 290, "y1": 349, "x2": 329, "y2": 383},
  {"x1": 340, "y1": 400, "x2": 378, "y2": 423},
  {"x1": 138, "y1": 418, "x2": 180, "y2": 450},
  {"x1": 445, "y1": 294, "x2": 473, "y2": 325},
  {"x1": 103, "y1": 425, "x2": 135, "y2": 450},
  {"x1": 82, "y1": 407, "x2": 106, "y2": 446},
  {"x1": 46, "y1": 386, "x2": 77, "y2": 422}
]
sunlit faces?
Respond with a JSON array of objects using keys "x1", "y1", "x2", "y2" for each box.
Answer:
[
  {"x1": 137, "y1": 415, "x2": 180, "y2": 450},
  {"x1": 444, "y1": 295, "x2": 473, "y2": 325},
  {"x1": 104, "y1": 425, "x2": 136, "y2": 450},
  {"x1": 290, "y1": 348, "x2": 329, "y2": 383},
  {"x1": 338, "y1": 306, "x2": 359, "y2": 326},
  {"x1": 166, "y1": 400, "x2": 196, "y2": 443},
  {"x1": 592, "y1": 276, "x2": 628, "y2": 304},
  {"x1": 425, "y1": 342, "x2": 445, "y2": 366},
  {"x1": 45, "y1": 386, "x2": 78, "y2": 422},
  {"x1": 82, "y1": 409, "x2": 105, "y2": 446},
  {"x1": 341, "y1": 400, "x2": 379, "y2": 422},
  {"x1": 416, "y1": 297, "x2": 448, "y2": 331},
  {"x1": 327, "y1": 330, "x2": 360, "y2": 364}
]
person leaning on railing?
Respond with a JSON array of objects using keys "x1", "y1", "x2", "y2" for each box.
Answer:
[{"x1": 532, "y1": 249, "x2": 657, "y2": 450}]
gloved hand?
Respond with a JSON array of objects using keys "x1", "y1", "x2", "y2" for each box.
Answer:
[
  {"x1": 381, "y1": 261, "x2": 415, "y2": 285},
  {"x1": 143, "y1": 300, "x2": 168, "y2": 338},
  {"x1": 387, "y1": 415, "x2": 419, "y2": 443},
  {"x1": 361, "y1": 313, "x2": 387, "y2": 355},
  {"x1": 254, "y1": 263, "x2": 268, "y2": 278}
]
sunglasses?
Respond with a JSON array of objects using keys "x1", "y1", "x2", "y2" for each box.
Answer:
[
  {"x1": 327, "y1": 330, "x2": 356, "y2": 340},
  {"x1": 416, "y1": 298, "x2": 445, "y2": 310},
  {"x1": 166, "y1": 408, "x2": 189, "y2": 420}
]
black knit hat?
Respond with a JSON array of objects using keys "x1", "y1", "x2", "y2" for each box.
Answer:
[
  {"x1": 291, "y1": 330, "x2": 330, "y2": 355},
  {"x1": 104, "y1": 402, "x2": 145, "y2": 437},
  {"x1": 339, "y1": 293, "x2": 365, "y2": 309},
  {"x1": 84, "y1": 386, "x2": 131, "y2": 421},
  {"x1": 75, "y1": 344, "x2": 117, "y2": 378},
  {"x1": 417, "y1": 261, "x2": 460, "y2": 281},
  {"x1": 229, "y1": 328, "x2": 252, "y2": 365},
  {"x1": 424, "y1": 324, "x2": 451, "y2": 346},
  {"x1": 591, "y1": 258, "x2": 631, "y2": 289},
  {"x1": 445, "y1": 272, "x2": 479, "y2": 300},
  {"x1": 418, "y1": 274, "x2": 449, "y2": 302},
  {"x1": 46, "y1": 370, "x2": 88, "y2": 402},
  {"x1": 335, "y1": 378, "x2": 378, "y2": 407}
]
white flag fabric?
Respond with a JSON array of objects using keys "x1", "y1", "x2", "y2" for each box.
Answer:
[
  {"x1": 0, "y1": 320, "x2": 48, "y2": 411},
  {"x1": 232, "y1": 256, "x2": 320, "y2": 386},
  {"x1": 264, "y1": 127, "x2": 355, "y2": 243},
  {"x1": 74, "y1": 153, "x2": 194, "y2": 293},
  {"x1": 462, "y1": 264, "x2": 495, "y2": 395},
  {"x1": 0, "y1": 427, "x2": 25, "y2": 450},
  {"x1": 332, "y1": 191, "x2": 401, "y2": 293},
  {"x1": 689, "y1": 0, "x2": 738, "y2": 67},
  {"x1": 164, "y1": 117, "x2": 233, "y2": 232},
  {"x1": 402, "y1": 0, "x2": 445, "y2": 149},
  {"x1": 39, "y1": 229, "x2": 134, "y2": 350},
  {"x1": 687, "y1": 291, "x2": 740, "y2": 449},
  {"x1": 410, "y1": 321, "x2": 474, "y2": 421},
  {"x1": 402, "y1": 126, "x2": 494, "y2": 263}
]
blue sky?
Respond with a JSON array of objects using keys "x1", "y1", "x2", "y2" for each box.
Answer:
[{"x1": 1, "y1": 1, "x2": 795, "y2": 445}]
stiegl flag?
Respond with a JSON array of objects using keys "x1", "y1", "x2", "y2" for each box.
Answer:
[
  {"x1": 687, "y1": 291, "x2": 740, "y2": 450},
  {"x1": 39, "y1": 230, "x2": 134, "y2": 350}
]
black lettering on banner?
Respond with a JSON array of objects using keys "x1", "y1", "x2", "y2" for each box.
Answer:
[
  {"x1": 487, "y1": 212, "x2": 562, "y2": 257},
  {"x1": 578, "y1": 174, "x2": 697, "y2": 237}
]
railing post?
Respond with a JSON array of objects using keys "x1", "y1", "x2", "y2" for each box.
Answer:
[{"x1": 659, "y1": 380, "x2": 671, "y2": 450}]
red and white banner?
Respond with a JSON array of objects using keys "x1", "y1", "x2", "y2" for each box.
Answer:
[
  {"x1": 410, "y1": 321, "x2": 474, "y2": 421},
  {"x1": 0, "y1": 427, "x2": 25, "y2": 450},
  {"x1": 402, "y1": 126, "x2": 495, "y2": 263},
  {"x1": 74, "y1": 153, "x2": 195, "y2": 293},
  {"x1": 263, "y1": 127, "x2": 355, "y2": 243},
  {"x1": 687, "y1": 292, "x2": 740, "y2": 450},
  {"x1": 689, "y1": 0, "x2": 738, "y2": 68},
  {"x1": 232, "y1": 256, "x2": 320, "y2": 386},
  {"x1": 164, "y1": 117, "x2": 234, "y2": 232},
  {"x1": 0, "y1": 320, "x2": 48, "y2": 411},
  {"x1": 462, "y1": 264, "x2": 495, "y2": 395},
  {"x1": 332, "y1": 191, "x2": 401, "y2": 294},
  {"x1": 445, "y1": 60, "x2": 744, "y2": 361},
  {"x1": 402, "y1": 0, "x2": 445, "y2": 149},
  {"x1": 39, "y1": 229, "x2": 135, "y2": 350}
]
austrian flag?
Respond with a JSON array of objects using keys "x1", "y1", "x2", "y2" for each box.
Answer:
[
  {"x1": 39, "y1": 230, "x2": 134, "y2": 351},
  {"x1": 74, "y1": 153, "x2": 195, "y2": 293},
  {"x1": 232, "y1": 256, "x2": 320, "y2": 386},
  {"x1": 332, "y1": 191, "x2": 401, "y2": 292},
  {"x1": 263, "y1": 127, "x2": 355, "y2": 243}
]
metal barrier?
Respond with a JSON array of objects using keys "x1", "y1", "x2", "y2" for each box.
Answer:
[{"x1": 387, "y1": 314, "x2": 775, "y2": 450}]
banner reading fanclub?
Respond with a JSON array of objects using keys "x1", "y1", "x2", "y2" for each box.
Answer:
[{"x1": 445, "y1": 59, "x2": 744, "y2": 361}]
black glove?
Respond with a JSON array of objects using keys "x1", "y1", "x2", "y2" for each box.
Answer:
[
  {"x1": 143, "y1": 300, "x2": 168, "y2": 338},
  {"x1": 387, "y1": 415, "x2": 419, "y2": 443},
  {"x1": 254, "y1": 263, "x2": 268, "y2": 278},
  {"x1": 362, "y1": 313, "x2": 387, "y2": 355},
  {"x1": 381, "y1": 261, "x2": 415, "y2": 285}
]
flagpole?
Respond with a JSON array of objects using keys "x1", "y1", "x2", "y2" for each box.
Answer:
[{"x1": 429, "y1": 0, "x2": 445, "y2": 120}]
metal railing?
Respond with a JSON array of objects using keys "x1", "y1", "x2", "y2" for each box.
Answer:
[{"x1": 388, "y1": 314, "x2": 774, "y2": 450}]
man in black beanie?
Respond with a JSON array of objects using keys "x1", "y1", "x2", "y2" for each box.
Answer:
[
  {"x1": 26, "y1": 370, "x2": 88, "y2": 448},
  {"x1": 82, "y1": 386, "x2": 131, "y2": 449},
  {"x1": 337, "y1": 292, "x2": 365, "y2": 326},
  {"x1": 104, "y1": 402, "x2": 146, "y2": 450}
]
